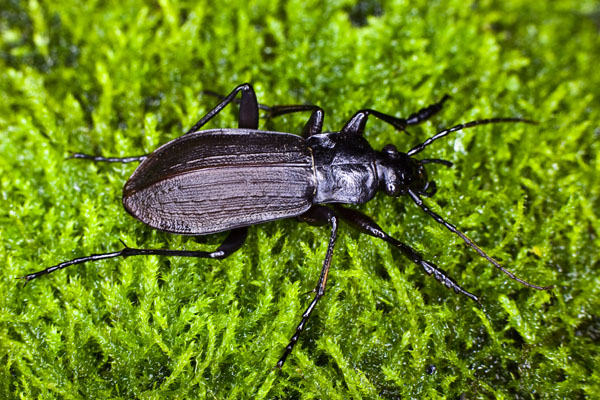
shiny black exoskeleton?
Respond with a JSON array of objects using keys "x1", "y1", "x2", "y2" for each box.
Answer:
[
  {"x1": 21, "y1": 83, "x2": 553, "y2": 369},
  {"x1": 307, "y1": 130, "x2": 429, "y2": 204}
]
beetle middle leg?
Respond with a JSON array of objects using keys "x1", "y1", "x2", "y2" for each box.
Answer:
[
  {"x1": 19, "y1": 228, "x2": 248, "y2": 282},
  {"x1": 186, "y1": 83, "x2": 259, "y2": 133},
  {"x1": 263, "y1": 105, "x2": 324, "y2": 138},
  {"x1": 332, "y1": 205, "x2": 480, "y2": 303},
  {"x1": 276, "y1": 206, "x2": 338, "y2": 368},
  {"x1": 201, "y1": 89, "x2": 324, "y2": 137}
]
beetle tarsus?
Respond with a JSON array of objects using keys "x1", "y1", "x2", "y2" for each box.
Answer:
[{"x1": 406, "y1": 94, "x2": 451, "y2": 125}]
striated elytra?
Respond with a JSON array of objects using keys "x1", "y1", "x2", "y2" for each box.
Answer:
[{"x1": 21, "y1": 83, "x2": 553, "y2": 368}]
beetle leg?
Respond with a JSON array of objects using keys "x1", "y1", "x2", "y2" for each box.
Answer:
[
  {"x1": 70, "y1": 84, "x2": 263, "y2": 163},
  {"x1": 239, "y1": 103, "x2": 325, "y2": 137},
  {"x1": 262, "y1": 105, "x2": 324, "y2": 137},
  {"x1": 186, "y1": 83, "x2": 259, "y2": 134},
  {"x1": 202, "y1": 90, "x2": 323, "y2": 132},
  {"x1": 341, "y1": 95, "x2": 450, "y2": 136},
  {"x1": 420, "y1": 181, "x2": 437, "y2": 197},
  {"x1": 238, "y1": 103, "x2": 324, "y2": 137},
  {"x1": 300, "y1": 108, "x2": 324, "y2": 138},
  {"x1": 68, "y1": 153, "x2": 147, "y2": 163},
  {"x1": 201, "y1": 88, "x2": 324, "y2": 137},
  {"x1": 297, "y1": 205, "x2": 333, "y2": 227},
  {"x1": 405, "y1": 95, "x2": 451, "y2": 125},
  {"x1": 332, "y1": 205, "x2": 480, "y2": 303},
  {"x1": 19, "y1": 228, "x2": 248, "y2": 282},
  {"x1": 277, "y1": 206, "x2": 338, "y2": 369},
  {"x1": 200, "y1": 90, "x2": 272, "y2": 112}
]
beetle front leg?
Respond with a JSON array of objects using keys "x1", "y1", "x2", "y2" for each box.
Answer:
[
  {"x1": 277, "y1": 206, "x2": 338, "y2": 368},
  {"x1": 332, "y1": 205, "x2": 480, "y2": 303},
  {"x1": 19, "y1": 228, "x2": 248, "y2": 282},
  {"x1": 341, "y1": 95, "x2": 450, "y2": 136}
]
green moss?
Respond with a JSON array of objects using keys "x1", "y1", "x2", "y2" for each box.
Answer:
[{"x1": 1, "y1": 0, "x2": 598, "y2": 398}]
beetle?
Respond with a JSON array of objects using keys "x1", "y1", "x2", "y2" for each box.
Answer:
[{"x1": 21, "y1": 83, "x2": 553, "y2": 368}]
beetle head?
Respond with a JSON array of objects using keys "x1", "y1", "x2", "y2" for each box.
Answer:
[{"x1": 376, "y1": 144, "x2": 436, "y2": 197}]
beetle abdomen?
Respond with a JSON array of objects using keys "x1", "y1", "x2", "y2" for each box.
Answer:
[{"x1": 123, "y1": 129, "x2": 315, "y2": 235}]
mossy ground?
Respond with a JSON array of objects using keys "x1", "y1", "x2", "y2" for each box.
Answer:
[{"x1": 1, "y1": 0, "x2": 599, "y2": 398}]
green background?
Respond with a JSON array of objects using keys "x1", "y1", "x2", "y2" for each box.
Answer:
[{"x1": 1, "y1": 0, "x2": 598, "y2": 398}]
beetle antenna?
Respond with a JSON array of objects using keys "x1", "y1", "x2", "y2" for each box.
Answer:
[
  {"x1": 407, "y1": 189, "x2": 553, "y2": 291},
  {"x1": 407, "y1": 118, "x2": 537, "y2": 156}
]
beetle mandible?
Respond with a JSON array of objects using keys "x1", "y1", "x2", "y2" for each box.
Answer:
[{"x1": 21, "y1": 83, "x2": 553, "y2": 368}]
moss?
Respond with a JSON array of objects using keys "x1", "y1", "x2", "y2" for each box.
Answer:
[{"x1": 1, "y1": 0, "x2": 598, "y2": 398}]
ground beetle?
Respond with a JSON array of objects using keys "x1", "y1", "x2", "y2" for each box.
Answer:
[{"x1": 22, "y1": 83, "x2": 553, "y2": 368}]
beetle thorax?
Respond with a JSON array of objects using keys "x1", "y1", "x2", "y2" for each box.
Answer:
[{"x1": 308, "y1": 132, "x2": 379, "y2": 205}]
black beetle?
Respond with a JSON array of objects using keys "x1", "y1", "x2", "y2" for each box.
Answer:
[{"x1": 22, "y1": 83, "x2": 552, "y2": 368}]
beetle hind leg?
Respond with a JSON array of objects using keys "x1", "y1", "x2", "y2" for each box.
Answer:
[
  {"x1": 19, "y1": 228, "x2": 248, "y2": 282},
  {"x1": 68, "y1": 153, "x2": 147, "y2": 163}
]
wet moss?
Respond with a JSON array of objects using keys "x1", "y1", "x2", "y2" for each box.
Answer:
[{"x1": 1, "y1": 0, "x2": 598, "y2": 397}]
